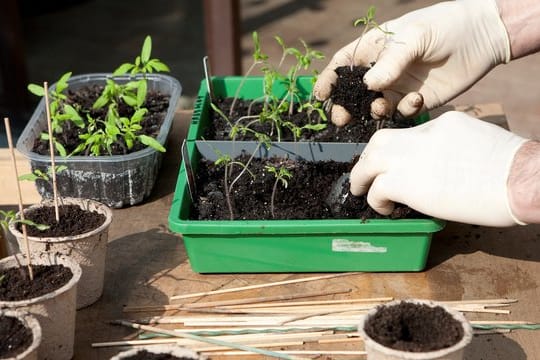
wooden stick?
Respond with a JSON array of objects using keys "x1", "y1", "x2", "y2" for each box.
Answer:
[
  {"x1": 126, "y1": 289, "x2": 351, "y2": 313},
  {"x1": 110, "y1": 320, "x2": 310, "y2": 360},
  {"x1": 4, "y1": 117, "x2": 33, "y2": 280},
  {"x1": 170, "y1": 272, "x2": 358, "y2": 300},
  {"x1": 220, "y1": 297, "x2": 394, "y2": 309},
  {"x1": 43, "y1": 82, "x2": 60, "y2": 222}
]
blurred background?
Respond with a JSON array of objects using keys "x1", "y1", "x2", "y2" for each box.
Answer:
[{"x1": 2, "y1": 0, "x2": 540, "y2": 142}]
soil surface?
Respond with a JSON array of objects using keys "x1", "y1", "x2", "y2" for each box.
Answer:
[
  {"x1": 16, "y1": 204, "x2": 106, "y2": 237},
  {"x1": 205, "y1": 67, "x2": 415, "y2": 143},
  {"x1": 364, "y1": 302, "x2": 464, "y2": 352},
  {"x1": 0, "y1": 315, "x2": 33, "y2": 358},
  {"x1": 120, "y1": 350, "x2": 196, "y2": 360},
  {"x1": 32, "y1": 85, "x2": 170, "y2": 156},
  {"x1": 191, "y1": 156, "x2": 423, "y2": 220},
  {"x1": 0, "y1": 264, "x2": 73, "y2": 301}
]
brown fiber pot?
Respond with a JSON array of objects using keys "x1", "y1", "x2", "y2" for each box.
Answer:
[
  {"x1": 0, "y1": 253, "x2": 81, "y2": 360},
  {"x1": 0, "y1": 308, "x2": 42, "y2": 360},
  {"x1": 10, "y1": 197, "x2": 112, "y2": 309},
  {"x1": 358, "y1": 299, "x2": 473, "y2": 360}
]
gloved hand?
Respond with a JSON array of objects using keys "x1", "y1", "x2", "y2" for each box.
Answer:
[
  {"x1": 313, "y1": 0, "x2": 511, "y2": 126},
  {"x1": 349, "y1": 111, "x2": 527, "y2": 226}
]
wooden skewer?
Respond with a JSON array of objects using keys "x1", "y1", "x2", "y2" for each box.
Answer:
[
  {"x1": 126, "y1": 289, "x2": 352, "y2": 313},
  {"x1": 4, "y1": 117, "x2": 33, "y2": 280},
  {"x1": 170, "y1": 272, "x2": 358, "y2": 301},
  {"x1": 43, "y1": 82, "x2": 60, "y2": 222},
  {"x1": 220, "y1": 297, "x2": 394, "y2": 309}
]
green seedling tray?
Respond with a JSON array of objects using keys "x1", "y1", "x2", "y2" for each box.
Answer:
[
  {"x1": 168, "y1": 142, "x2": 445, "y2": 273},
  {"x1": 186, "y1": 76, "x2": 430, "y2": 142}
]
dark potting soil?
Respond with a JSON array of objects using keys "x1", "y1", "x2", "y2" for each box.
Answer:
[
  {"x1": 364, "y1": 302, "x2": 464, "y2": 352},
  {"x1": 205, "y1": 68, "x2": 414, "y2": 143},
  {"x1": 191, "y1": 156, "x2": 423, "y2": 220},
  {"x1": 32, "y1": 85, "x2": 170, "y2": 156},
  {"x1": 16, "y1": 204, "x2": 106, "y2": 237},
  {"x1": 0, "y1": 315, "x2": 33, "y2": 358},
  {"x1": 0, "y1": 264, "x2": 73, "y2": 301},
  {"x1": 120, "y1": 350, "x2": 195, "y2": 360}
]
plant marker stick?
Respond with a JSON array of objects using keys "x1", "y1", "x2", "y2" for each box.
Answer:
[
  {"x1": 4, "y1": 117, "x2": 34, "y2": 280},
  {"x1": 203, "y1": 55, "x2": 214, "y2": 103},
  {"x1": 43, "y1": 82, "x2": 60, "y2": 222}
]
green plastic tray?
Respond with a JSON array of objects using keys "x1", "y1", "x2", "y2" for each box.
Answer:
[{"x1": 168, "y1": 142, "x2": 445, "y2": 273}]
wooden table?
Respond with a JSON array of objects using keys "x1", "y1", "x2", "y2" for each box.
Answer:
[{"x1": 1, "y1": 107, "x2": 539, "y2": 359}]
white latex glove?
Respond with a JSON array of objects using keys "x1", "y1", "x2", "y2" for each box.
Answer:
[
  {"x1": 350, "y1": 111, "x2": 527, "y2": 227},
  {"x1": 313, "y1": 0, "x2": 511, "y2": 126}
]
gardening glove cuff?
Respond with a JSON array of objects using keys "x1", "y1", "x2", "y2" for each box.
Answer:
[{"x1": 349, "y1": 111, "x2": 528, "y2": 227}]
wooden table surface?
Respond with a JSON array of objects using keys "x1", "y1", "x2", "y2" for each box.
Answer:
[{"x1": 1, "y1": 107, "x2": 539, "y2": 359}]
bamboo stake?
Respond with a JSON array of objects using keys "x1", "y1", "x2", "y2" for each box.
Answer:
[
  {"x1": 43, "y1": 82, "x2": 60, "y2": 222},
  {"x1": 126, "y1": 289, "x2": 352, "y2": 313},
  {"x1": 110, "y1": 320, "x2": 310, "y2": 360},
  {"x1": 220, "y1": 297, "x2": 394, "y2": 309},
  {"x1": 4, "y1": 117, "x2": 33, "y2": 280},
  {"x1": 170, "y1": 272, "x2": 358, "y2": 301}
]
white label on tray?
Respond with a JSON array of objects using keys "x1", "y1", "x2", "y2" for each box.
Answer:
[{"x1": 331, "y1": 239, "x2": 387, "y2": 253}]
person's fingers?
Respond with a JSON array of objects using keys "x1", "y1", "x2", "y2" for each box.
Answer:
[
  {"x1": 363, "y1": 26, "x2": 422, "y2": 91},
  {"x1": 331, "y1": 104, "x2": 352, "y2": 127},
  {"x1": 349, "y1": 130, "x2": 391, "y2": 195},
  {"x1": 370, "y1": 97, "x2": 391, "y2": 120},
  {"x1": 366, "y1": 176, "x2": 395, "y2": 215},
  {"x1": 396, "y1": 92, "x2": 424, "y2": 118},
  {"x1": 314, "y1": 32, "x2": 384, "y2": 101},
  {"x1": 313, "y1": 67, "x2": 337, "y2": 101}
]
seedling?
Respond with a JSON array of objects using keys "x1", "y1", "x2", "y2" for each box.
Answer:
[
  {"x1": 212, "y1": 33, "x2": 327, "y2": 143},
  {"x1": 264, "y1": 164, "x2": 293, "y2": 218},
  {"x1": 27, "y1": 35, "x2": 169, "y2": 157},
  {"x1": 350, "y1": 5, "x2": 393, "y2": 70},
  {"x1": 18, "y1": 165, "x2": 67, "y2": 183}
]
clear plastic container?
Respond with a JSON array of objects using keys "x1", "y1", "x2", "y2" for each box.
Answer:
[{"x1": 16, "y1": 73, "x2": 182, "y2": 208}]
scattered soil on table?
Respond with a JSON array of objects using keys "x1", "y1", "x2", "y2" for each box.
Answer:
[
  {"x1": 364, "y1": 302, "x2": 464, "y2": 352},
  {"x1": 120, "y1": 350, "x2": 196, "y2": 360},
  {"x1": 32, "y1": 85, "x2": 170, "y2": 156},
  {"x1": 191, "y1": 156, "x2": 423, "y2": 220},
  {"x1": 0, "y1": 315, "x2": 33, "y2": 358},
  {"x1": 0, "y1": 264, "x2": 73, "y2": 301},
  {"x1": 16, "y1": 204, "x2": 106, "y2": 237},
  {"x1": 205, "y1": 66, "x2": 414, "y2": 143}
]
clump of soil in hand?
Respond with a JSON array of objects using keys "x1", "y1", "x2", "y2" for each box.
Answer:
[
  {"x1": 0, "y1": 264, "x2": 73, "y2": 301},
  {"x1": 0, "y1": 315, "x2": 32, "y2": 358},
  {"x1": 192, "y1": 156, "x2": 423, "y2": 221},
  {"x1": 32, "y1": 86, "x2": 170, "y2": 156},
  {"x1": 331, "y1": 65, "x2": 382, "y2": 122},
  {"x1": 120, "y1": 350, "x2": 196, "y2": 360},
  {"x1": 364, "y1": 302, "x2": 464, "y2": 352},
  {"x1": 16, "y1": 204, "x2": 106, "y2": 237}
]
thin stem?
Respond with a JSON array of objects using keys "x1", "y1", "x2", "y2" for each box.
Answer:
[
  {"x1": 44, "y1": 82, "x2": 60, "y2": 222},
  {"x1": 229, "y1": 62, "x2": 259, "y2": 117},
  {"x1": 224, "y1": 164, "x2": 234, "y2": 220},
  {"x1": 271, "y1": 178, "x2": 279, "y2": 219}
]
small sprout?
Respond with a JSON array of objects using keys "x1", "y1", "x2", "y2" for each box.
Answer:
[{"x1": 265, "y1": 164, "x2": 293, "y2": 219}]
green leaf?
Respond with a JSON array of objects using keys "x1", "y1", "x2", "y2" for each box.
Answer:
[
  {"x1": 28, "y1": 84, "x2": 45, "y2": 97},
  {"x1": 139, "y1": 135, "x2": 165, "y2": 152},
  {"x1": 122, "y1": 94, "x2": 138, "y2": 107},
  {"x1": 18, "y1": 173, "x2": 39, "y2": 182},
  {"x1": 55, "y1": 141, "x2": 68, "y2": 157},
  {"x1": 131, "y1": 108, "x2": 148, "y2": 123},
  {"x1": 93, "y1": 94, "x2": 110, "y2": 109},
  {"x1": 148, "y1": 59, "x2": 170, "y2": 72},
  {"x1": 136, "y1": 80, "x2": 147, "y2": 107},
  {"x1": 18, "y1": 219, "x2": 50, "y2": 231},
  {"x1": 114, "y1": 63, "x2": 135, "y2": 76},
  {"x1": 141, "y1": 36, "x2": 152, "y2": 64}
]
